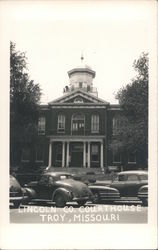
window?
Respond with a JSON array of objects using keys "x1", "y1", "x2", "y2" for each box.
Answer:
[
  {"x1": 38, "y1": 116, "x2": 46, "y2": 135},
  {"x1": 72, "y1": 114, "x2": 85, "y2": 134},
  {"x1": 112, "y1": 117, "x2": 121, "y2": 135},
  {"x1": 91, "y1": 144, "x2": 99, "y2": 162},
  {"x1": 113, "y1": 151, "x2": 121, "y2": 163},
  {"x1": 57, "y1": 114, "x2": 65, "y2": 132},
  {"x1": 36, "y1": 145, "x2": 44, "y2": 162},
  {"x1": 139, "y1": 175, "x2": 148, "y2": 181},
  {"x1": 21, "y1": 148, "x2": 30, "y2": 162},
  {"x1": 128, "y1": 152, "x2": 136, "y2": 163},
  {"x1": 91, "y1": 114, "x2": 99, "y2": 133},
  {"x1": 127, "y1": 175, "x2": 138, "y2": 181},
  {"x1": 118, "y1": 175, "x2": 127, "y2": 181}
]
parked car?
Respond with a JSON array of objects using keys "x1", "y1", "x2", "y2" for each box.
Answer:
[
  {"x1": 108, "y1": 170, "x2": 148, "y2": 205},
  {"x1": 88, "y1": 184, "x2": 120, "y2": 204},
  {"x1": 23, "y1": 172, "x2": 93, "y2": 207},
  {"x1": 72, "y1": 173, "x2": 120, "y2": 204},
  {"x1": 138, "y1": 185, "x2": 148, "y2": 206},
  {"x1": 10, "y1": 175, "x2": 24, "y2": 208}
]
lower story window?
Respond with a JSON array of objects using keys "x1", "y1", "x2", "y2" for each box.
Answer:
[
  {"x1": 36, "y1": 145, "x2": 44, "y2": 162},
  {"x1": 113, "y1": 151, "x2": 121, "y2": 163},
  {"x1": 128, "y1": 152, "x2": 136, "y2": 163},
  {"x1": 21, "y1": 148, "x2": 30, "y2": 162}
]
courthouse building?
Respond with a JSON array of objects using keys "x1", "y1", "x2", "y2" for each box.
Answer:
[{"x1": 21, "y1": 57, "x2": 139, "y2": 174}]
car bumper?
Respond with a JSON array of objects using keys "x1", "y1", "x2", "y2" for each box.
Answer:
[
  {"x1": 73, "y1": 196, "x2": 94, "y2": 202},
  {"x1": 10, "y1": 196, "x2": 23, "y2": 202}
]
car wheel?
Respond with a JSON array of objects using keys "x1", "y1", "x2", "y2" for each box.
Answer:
[
  {"x1": 13, "y1": 201, "x2": 21, "y2": 208},
  {"x1": 93, "y1": 192, "x2": 100, "y2": 204},
  {"x1": 77, "y1": 201, "x2": 86, "y2": 206},
  {"x1": 54, "y1": 194, "x2": 66, "y2": 207}
]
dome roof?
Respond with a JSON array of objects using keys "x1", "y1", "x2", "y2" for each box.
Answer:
[{"x1": 67, "y1": 55, "x2": 95, "y2": 78}]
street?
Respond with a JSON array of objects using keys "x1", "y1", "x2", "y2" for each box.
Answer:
[{"x1": 10, "y1": 202, "x2": 147, "y2": 224}]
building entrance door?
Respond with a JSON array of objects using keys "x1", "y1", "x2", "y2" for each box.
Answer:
[{"x1": 70, "y1": 143, "x2": 83, "y2": 167}]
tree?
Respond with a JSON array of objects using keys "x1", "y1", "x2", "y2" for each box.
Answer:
[
  {"x1": 110, "y1": 53, "x2": 148, "y2": 168},
  {"x1": 10, "y1": 42, "x2": 42, "y2": 166}
]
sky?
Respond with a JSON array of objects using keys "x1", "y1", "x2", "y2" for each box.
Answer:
[{"x1": 3, "y1": 0, "x2": 154, "y2": 104}]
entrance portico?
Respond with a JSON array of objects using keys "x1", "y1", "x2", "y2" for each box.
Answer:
[{"x1": 48, "y1": 137, "x2": 104, "y2": 171}]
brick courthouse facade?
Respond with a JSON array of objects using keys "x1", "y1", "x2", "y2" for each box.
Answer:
[{"x1": 20, "y1": 59, "x2": 141, "y2": 174}]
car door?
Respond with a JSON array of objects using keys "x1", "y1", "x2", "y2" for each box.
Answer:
[
  {"x1": 37, "y1": 175, "x2": 52, "y2": 200},
  {"x1": 111, "y1": 174, "x2": 127, "y2": 196},
  {"x1": 124, "y1": 174, "x2": 140, "y2": 197}
]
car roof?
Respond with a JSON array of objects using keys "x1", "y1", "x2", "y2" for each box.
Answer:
[
  {"x1": 118, "y1": 170, "x2": 148, "y2": 175},
  {"x1": 44, "y1": 172, "x2": 72, "y2": 177}
]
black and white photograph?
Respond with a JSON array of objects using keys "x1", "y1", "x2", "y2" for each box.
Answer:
[{"x1": 0, "y1": 0, "x2": 157, "y2": 249}]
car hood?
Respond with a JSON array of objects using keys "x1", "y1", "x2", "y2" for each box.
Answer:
[
  {"x1": 56, "y1": 179, "x2": 92, "y2": 194},
  {"x1": 89, "y1": 185, "x2": 119, "y2": 193}
]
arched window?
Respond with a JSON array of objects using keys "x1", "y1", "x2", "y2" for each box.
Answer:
[
  {"x1": 91, "y1": 114, "x2": 99, "y2": 133},
  {"x1": 57, "y1": 114, "x2": 65, "y2": 132},
  {"x1": 71, "y1": 114, "x2": 85, "y2": 134}
]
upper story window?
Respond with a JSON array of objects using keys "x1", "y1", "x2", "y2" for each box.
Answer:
[
  {"x1": 91, "y1": 114, "x2": 99, "y2": 133},
  {"x1": 38, "y1": 116, "x2": 46, "y2": 135},
  {"x1": 57, "y1": 114, "x2": 65, "y2": 132},
  {"x1": 112, "y1": 116, "x2": 122, "y2": 135},
  {"x1": 72, "y1": 114, "x2": 85, "y2": 134}
]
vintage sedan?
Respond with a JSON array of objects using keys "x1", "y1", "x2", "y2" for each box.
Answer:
[
  {"x1": 72, "y1": 173, "x2": 120, "y2": 204},
  {"x1": 10, "y1": 175, "x2": 24, "y2": 208},
  {"x1": 109, "y1": 170, "x2": 148, "y2": 205},
  {"x1": 88, "y1": 184, "x2": 120, "y2": 204},
  {"x1": 23, "y1": 172, "x2": 93, "y2": 207}
]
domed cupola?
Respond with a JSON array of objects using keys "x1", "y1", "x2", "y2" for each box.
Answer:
[{"x1": 64, "y1": 55, "x2": 98, "y2": 97}]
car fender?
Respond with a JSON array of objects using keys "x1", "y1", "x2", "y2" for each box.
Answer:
[
  {"x1": 52, "y1": 187, "x2": 72, "y2": 202},
  {"x1": 23, "y1": 187, "x2": 37, "y2": 199},
  {"x1": 138, "y1": 185, "x2": 148, "y2": 197}
]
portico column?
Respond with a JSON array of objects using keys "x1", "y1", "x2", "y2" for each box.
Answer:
[
  {"x1": 87, "y1": 142, "x2": 91, "y2": 168},
  {"x1": 100, "y1": 141, "x2": 104, "y2": 171},
  {"x1": 83, "y1": 141, "x2": 86, "y2": 167},
  {"x1": 66, "y1": 141, "x2": 69, "y2": 167},
  {"x1": 62, "y1": 141, "x2": 65, "y2": 168},
  {"x1": 48, "y1": 141, "x2": 52, "y2": 167}
]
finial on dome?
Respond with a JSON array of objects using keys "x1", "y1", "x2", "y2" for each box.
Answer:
[{"x1": 81, "y1": 52, "x2": 84, "y2": 63}]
